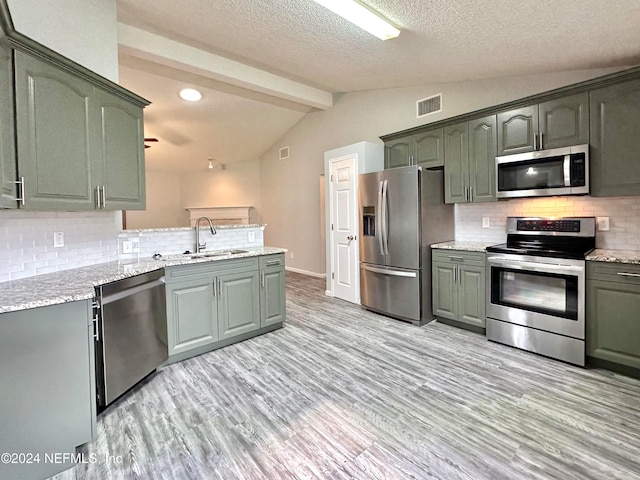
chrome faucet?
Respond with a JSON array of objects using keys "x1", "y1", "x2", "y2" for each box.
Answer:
[{"x1": 195, "y1": 217, "x2": 216, "y2": 253}]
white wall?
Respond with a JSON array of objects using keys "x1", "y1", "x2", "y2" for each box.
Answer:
[
  {"x1": 259, "y1": 66, "x2": 628, "y2": 275},
  {"x1": 6, "y1": 0, "x2": 119, "y2": 81},
  {"x1": 126, "y1": 159, "x2": 263, "y2": 230}
]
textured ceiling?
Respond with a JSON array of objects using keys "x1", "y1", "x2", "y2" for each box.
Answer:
[
  {"x1": 117, "y1": 0, "x2": 640, "y2": 93},
  {"x1": 115, "y1": 0, "x2": 640, "y2": 173}
]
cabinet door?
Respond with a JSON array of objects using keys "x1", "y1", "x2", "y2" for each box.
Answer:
[
  {"x1": 0, "y1": 301, "x2": 93, "y2": 480},
  {"x1": 444, "y1": 123, "x2": 468, "y2": 204},
  {"x1": 261, "y1": 266, "x2": 286, "y2": 327},
  {"x1": 14, "y1": 51, "x2": 96, "y2": 210},
  {"x1": 458, "y1": 266, "x2": 486, "y2": 328},
  {"x1": 384, "y1": 136, "x2": 412, "y2": 169},
  {"x1": 93, "y1": 89, "x2": 146, "y2": 210},
  {"x1": 414, "y1": 128, "x2": 444, "y2": 168},
  {"x1": 587, "y1": 279, "x2": 640, "y2": 369},
  {"x1": 590, "y1": 79, "x2": 640, "y2": 197},
  {"x1": 0, "y1": 46, "x2": 16, "y2": 209},
  {"x1": 166, "y1": 276, "x2": 218, "y2": 355},
  {"x1": 539, "y1": 93, "x2": 589, "y2": 150},
  {"x1": 468, "y1": 115, "x2": 497, "y2": 203},
  {"x1": 497, "y1": 105, "x2": 538, "y2": 155},
  {"x1": 432, "y1": 262, "x2": 457, "y2": 320},
  {"x1": 218, "y1": 269, "x2": 260, "y2": 340}
]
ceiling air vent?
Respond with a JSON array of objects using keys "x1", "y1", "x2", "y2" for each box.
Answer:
[
  {"x1": 279, "y1": 146, "x2": 290, "y2": 160},
  {"x1": 417, "y1": 94, "x2": 442, "y2": 118}
]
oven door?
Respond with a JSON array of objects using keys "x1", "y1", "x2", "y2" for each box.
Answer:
[{"x1": 486, "y1": 254, "x2": 585, "y2": 339}]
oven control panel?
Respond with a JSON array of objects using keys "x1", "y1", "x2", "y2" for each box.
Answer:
[{"x1": 516, "y1": 219, "x2": 581, "y2": 232}]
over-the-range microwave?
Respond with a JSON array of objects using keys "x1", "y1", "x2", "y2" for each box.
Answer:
[{"x1": 496, "y1": 144, "x2": 589, "y2": 198}]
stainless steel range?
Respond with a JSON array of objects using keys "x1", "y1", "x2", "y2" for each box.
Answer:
[{"x1": 486, "y1": 217, "x2": 595, "y2": 366}]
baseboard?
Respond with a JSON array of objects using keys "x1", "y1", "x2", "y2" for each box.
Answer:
[{"x1": 285, "y1": 266, "x2": 326, "y2": 278}]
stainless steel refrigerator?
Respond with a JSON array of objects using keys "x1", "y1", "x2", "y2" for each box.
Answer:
[{"x1": 359, "y1": 165, "x2": 454, "y2": 325}]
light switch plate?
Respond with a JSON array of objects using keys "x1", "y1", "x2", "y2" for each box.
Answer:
[
  {"x1": 53, "y1": 231, "x2": 64, "y2": 248},
  {"x1": 482, "y1": 217, "x2": 490, "y2": 228},
  {"x1": 248, "y1": 231, "x2": 256, "y2": 242},
  {"x1": 597, "y1": 217, "x2": 610, "y2": 231},
  {"x1": 122, "y1": 241, "x2": 133, "y2": 254},
  {"x1": 131, "y1": 238, "x2": 140, "y2": 253}
]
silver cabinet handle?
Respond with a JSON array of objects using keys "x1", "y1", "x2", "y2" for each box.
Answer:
[
  {"x1": 261, "y1": 272, "x2": 265, "y2": 288},
  {"x1": 448, "y1": 256, "x2": 464, "y2": 261},
  {"x1": 266, "y1": 260, "x2": 281, "y2": 266},
  {"x1": 618, "y1": 272, "x2": 640, "y2": 278},
  {"x1": 469, "y1": 186, "x2": 473, "y2": 202},
  {"x1": 101, "y1": 186, "x2": 106, "y2": 208},
  {"x1": 13, "y1": 177, "x2": 25, "y2": 206},
  {"x1": 213, "y1": 278, "x2": 217, "y2": 297},
  {"x1": 96, "y1": 186, "x2": 101, "y2": 209},
  {"x1": 454, "y1": 265, "x2": 458, "y2": 283},
  {"x1": 539, "y1": 131, "x2": 544, "y2": 150},
  {"x1": 218, "y1": 278, "x2": 222, "y2": 297},
  {"x1": 533, "y1": 132, "x2": 538, "y2": 150}
]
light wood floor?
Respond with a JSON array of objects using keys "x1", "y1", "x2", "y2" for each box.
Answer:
[{"x1": 53, "y1": 272, "x2": 640, "y2": 480}]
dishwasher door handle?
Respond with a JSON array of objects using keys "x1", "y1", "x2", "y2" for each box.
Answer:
[{"x1": 101, "y1": 277, "x2": 165, "y2": 305}]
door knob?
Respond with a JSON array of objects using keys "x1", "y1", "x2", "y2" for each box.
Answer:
[{"x1": 347, "y1": 235, "x2": 355, "y2": 241}]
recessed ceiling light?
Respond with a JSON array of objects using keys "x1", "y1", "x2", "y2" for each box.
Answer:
[
  {"x1": 179, "y1": 88, "x2": 202, "y2": 102},
  {"x1": 313, "y1": 0, "x2": 400, "y2": 40}
]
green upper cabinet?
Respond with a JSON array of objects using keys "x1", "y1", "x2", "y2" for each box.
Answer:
[
  {"x1": 468, "y1": 115, "x2": 497, "y2": 203},
  {"x1": 444, "y1": 122, "x2": 468, "y2": 203},
  {"x1": 497, "y1": 105, "x2": 538, "y2": 155},
  {"x1": 0, "y1": 46, "x2": 16, "y2": 209},
  {"x1": 590, "y1": 79, "x2": 640, "y2": 197},
  {"x1": 414, "y1": 129, "x2": 444, "y2": 168},
  {"x1": 384, "y1": 135, "x2": 412, "y2": 169},
  {"x1": 497, "y1": 93, "x2": 588, "y2": 155},
  {"x1": 14, "y1": 50, "x2": 96, "y2": 210},
  {"x1": 12, "y1": 50, "x2": 146, "y2": 210},
  {"x1": 444, "y1": 116, "x2": 497, "y2": 204},
  {"x1": 539, "y1": 93, "x2": 589, "y2": 150},
  {"x1": 94, "y1": 89, "x2": 146, "y2": 210},
  {"x1": 384, "y1": 129, "x2": 444, "y2": 169}
]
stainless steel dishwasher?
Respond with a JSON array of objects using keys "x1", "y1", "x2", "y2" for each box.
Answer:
[{"x1": 95, "y1": 269, "x2": 167, "y2": 410}]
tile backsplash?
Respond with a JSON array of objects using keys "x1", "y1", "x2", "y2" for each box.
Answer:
[
  {"x1": 0, "y1": 209, "x2": 265, "y2": 283},
  {"x1": 455, "y1": 195, "x2": 640, "y2": 249}
]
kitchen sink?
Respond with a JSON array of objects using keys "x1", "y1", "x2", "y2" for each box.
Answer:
[{"x1": 190, "y1": 249, "x2": 248, "y2": 259}]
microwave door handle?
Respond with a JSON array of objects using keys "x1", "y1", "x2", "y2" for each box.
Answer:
[
  {"x1": 563, "y1": 155, "x2": 571, "y2": 186},
  {"x1": 377, "y1": 180, "x2": 385, "y2": 256}
]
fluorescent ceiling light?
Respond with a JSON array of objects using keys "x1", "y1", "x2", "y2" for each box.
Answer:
[
  {"x1": 313, "y1": 0, "x2": 400, "y2": 40},
  {"x1": 179, "y1": 88, "x2": 202, "y2": 102}
]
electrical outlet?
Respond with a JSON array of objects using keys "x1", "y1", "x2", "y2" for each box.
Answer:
[
  {"x1": 248, "y1": 231, "x2": 256, "y2": 242},
  {"x1": 53, "y1": 231, "x2": 64, "y2": 248},
  {"x1": 122, "y1": 241, "x2": 133, "y2": 254},
  {"x1": 131, "y1": 238, "x2": 140, "y2": 253},
  {"x1": 597, "y1": 217, "x2": 610, "y2": 231},
  {"x1": 290, "y1": 251, "x2": 294, "y2": 259},
  {"x1": 482, "y1": 217, "x2": 490, "y2": 228}
]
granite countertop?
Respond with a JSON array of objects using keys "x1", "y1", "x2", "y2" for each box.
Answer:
[
  {"x1": 431, "y1": 241, "x2": 496, "y2": 252},
  {"x1": 0, "y1": 246, "x2": 286, "y2": 314},
  {"x1": 586, "y1": 249, "x2": 640, "y2": 265}
]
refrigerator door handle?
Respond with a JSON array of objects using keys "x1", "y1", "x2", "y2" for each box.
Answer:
[
  {"x1": 361, "y1": 265, "x2": 417, "y2": 277},
  {"x1": 382, "y1": 179, "x2": 389, "y2": 255},
  {"x1": 377, "y1": 180, "x2": 385, "y2": 256}
]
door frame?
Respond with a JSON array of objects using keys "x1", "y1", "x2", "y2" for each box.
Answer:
[{"x1": 327, "y1": 153, "x2": 360, "y2": 304}]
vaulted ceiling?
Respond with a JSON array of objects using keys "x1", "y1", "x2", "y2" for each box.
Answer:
[{"x1": 115, "y1": 0, "x2": 640, "y2": 171}]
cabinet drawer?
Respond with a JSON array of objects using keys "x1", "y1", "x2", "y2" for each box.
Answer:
[
  {"x1": 166, "y1": 257, "x2": 259, "y2": 282},
  {"x1": 260, "y1": 253, "x2": 285, "y2": 269},
  {"x1": 587, "y1": 261, "x2": 640, "y2": 284},
  {"x1": 432, "y1": 249, "x2": 485, "y2": 267}
]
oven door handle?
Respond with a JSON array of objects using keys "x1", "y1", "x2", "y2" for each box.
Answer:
[{"x1": 487, "y1": 257, "x2": 583, "y2": 273}]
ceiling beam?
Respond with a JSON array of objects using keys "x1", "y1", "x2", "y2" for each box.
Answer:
[{"x1": 117, "y1": 23, "x2": 333, "y2": 110}]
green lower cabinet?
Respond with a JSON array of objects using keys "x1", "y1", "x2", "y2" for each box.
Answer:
[
  {"x1": 586, "y1": 262, "x2": 640, "y2": 370},
  {"x1": 0, "y1": 301, "x2": 95, "y2": 480},
  {"x1": 166, "y1": 274, "x2": 218, "y2": 356},
  {"x1": 432, "y1": 250, "x2": 486, "y2": 330},
  {"x1": 260, "y1": 255, "x2": 286, "y2": 327},
  {"x1": 218, "y1": 269, "x2": 260, "y2": 340}
]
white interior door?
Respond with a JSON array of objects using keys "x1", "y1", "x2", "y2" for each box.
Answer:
[{"x1": 330, "y1": 156, "x2": 359, "y2": 304}]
